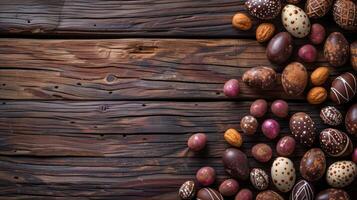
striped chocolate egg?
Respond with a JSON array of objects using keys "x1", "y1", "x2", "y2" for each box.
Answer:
[
  {"x1": 197, "y1": 188, "x2": 223, "y2": 200},
  {"x1": 290, "y1": 180, "x2": 314, "y2": 200},
  {"x1": 330, "y1": 72, "x2": 356, "y2": 104},
  {"x1": 245, "y1": 0, "x2": 282, "y2": 20},
  {"x1": 250, "y1": 168, "x2": 269, "y2": 190},
  {"x1": 289, "y1": 112, "x2": 316, "y2": 146},
  {"x1": 320, "y1": 106, "x2": 343, "y2": 126},
  {"x1": 319, "y1": 128, "x2": 353, "y2": 157}
]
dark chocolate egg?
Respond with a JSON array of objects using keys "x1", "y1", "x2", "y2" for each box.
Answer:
[
  {"x1": 319, "y1": 128, "x2": 353, "y2": 157},
  {"x1": 316, "y1": 188, "x2": 350, "y2": 200},
  {"x1": 222, "y1": 148, "x2": 249, "y2": 180},
  {"x1": 324, "y1": 32, "x2": 350, "y2": 67},
  {"x1": 256, "y1": 190, "x2": 284, "y2": 200},
  {"x1": 245, "y1": 0, "x2": 282, "y2": 20},
  {"x1": 330, "y1": 72, "x2": 356, "y2": 104},
  {"x1": 290, "y1": 180, "x2": 314, "y2": 200},
  {"x1": 351, "y1": 41, "x2": 357, "y2": 71},
  {"x1": 179, "y1": 180, "x2": 196, "y2": 200},
  {"x1": 346, "y1": 104, "x2": 357, "y2": 136},
  {"x1": 289, "y1": 112, "x2": 316, "y2": 146},
  {"x1": 333, "y1": 0, "x2": 357, "y2": 31},
  {"x1": 320, "y1": 106, "x2": 343, "y2": 126},
  {"x1": 282, "y1": 62, "x2": 308, "y2": 96},
  {"x1": 266, "y1": 32, "x2": 294, "y2": 64},
  {"x1": 250, "y1": 168, "x2": 269, "y2": 190},
  {"x1": 300, "y1": 148, "x2": 326, "y2": 181},
  {"x1": 197, "y1": 188, "x2": 223, "y2": 200},
  {"x1": 242, "y1": 66, "x2": 277, "y2": 89},
  {"x1": 305, "y1": 0, "x2": 333, "y2": 18}
]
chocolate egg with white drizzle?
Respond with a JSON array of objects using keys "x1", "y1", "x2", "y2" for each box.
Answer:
[
  {"x1": 330, "y1": 72, "x2": 356, "y2": 104},
  {"x1": 319, "y1": 128, "x2": 353, "y2": 157}
]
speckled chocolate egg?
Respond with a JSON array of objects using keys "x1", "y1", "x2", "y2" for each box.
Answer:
[
  {"x1": 179, "y1": 180, "x2": 196, "y2": 200},
  {"x1": 320, "y1": 106, "x2": 343, "y2": 126},
  {"x1": 245, "y1": 0, "x2": 282, "y2": 20},
  {"x1": 197, "y1": 188, "x2": 224, "y2": 200},
  {"x1": 256, "y1": 190, "x2": 284, "y2": 200},
  {"x1": 222, "y1": 148, "x2": 250, "y2": 180},
  {"x1": 290, "y1": 180, "x2": 314, "y2": 200},
  {"x1": 282, "y1": 62, "x2": 308, "y2": 96},
  {"x1": 240, "y1": 115, "x2": 258, "y2": 135},
  {"x1": 271, "y1": 157, "x2": 296, "y2": 192},
  {"x1": 326, "y1": 161, "x2": 357, "y2": 188},
  {"x1": 346, "y1": 104, "x2": 357, "y2": 136},
  {"x1": 300, "y1": 148, "x2": 326, "y2": 181},
  {"x1": 250, "y1": 168, "x2": 269, "y2": 190},
  {"x1": 324, "y1": 32, "x2": 350, "y2": 67},
  {"x1": 282, "y1": 4, "x2": 311, "y2": 38},
  {"x1": 250, "y1": 99, "x2": 268, "y2": 118},
  {"x1": 330, "y1": 72, "x2": 356, "y2": 104},
  {"x1": 242, "y1": 66, "x2": 277, "y2": 89},
  {"x1": 266, "y1": 32, "x2": 294, "y2": 64},
  {"x1": 333, "y1": 0, "x2": 357, "y2": 31},
  {"x1": 289, "y1": 112, "x2": 316, "y2": 146},
  {"x1": 351, "y1": 41, "x2": 357, "y2": 71},
  {"x1": 252, "y1": 143, "x2": 273, "y2": 163},
  {"x1": 316, "y1": 188, "x2": 350, "y2": 200},
  {"x1": 276, "y1": 136, "x2": 296, "y2": 156},
  {"x1": 219, "y1": 179, "x2": 239, "y2": 197},
  {"x1": 305, "y1": 0, "x2": 333, "y2": 18},
  {"x1": 319, "y1": 128, "x2": 353, "y2": 157}
]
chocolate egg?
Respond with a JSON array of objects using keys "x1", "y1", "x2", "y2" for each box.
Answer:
[
  {"x1": 266, "y1": 32, "x2": 294, "y2": 64},
  {"x1": 282, "y1": 62, "x2": 308, "y2": 96},
  {"x1": 351, "y1": 41, "x2": 357, "y2": 71},
  {"x1": 242, "y1": 66, "x2": 277, "y2": 89},
  {"x1": 333, "y1": 0, "x2": 357, "y2": 31},
  {"x1": 197, "y1": 188, "x2": 223, "y2": 200},
  {"x1": 250, "y1": 168, "x2": 269, "y2": 190},
  {"x1": 324, "y1": 32, "x2": 350, "y2": 67},
  {"x1": 271, "y1": 157, "x2": 296, "y2": 192},
  {"x1": 235, "y1": 189, "x2": 253, "y2": 200},
  {"x1": 330, "y1": 72, "x2": 356, "y2": 104},
  {"x1": 290, "y1": 180, "x2": 314, "y2": 200},
  {"x1": 282, "y1": 4, "x2": 311, "y2": 38},
  {"x1": 319, "y1": 128, "x2": 353, "y2": 157},
  {"x1": 222, "y1": 148, "x2": 249, "y2": 180},
  {"x1": 252, "y1": 143, "x2": 273, "y2": 163},
  {"x1": 316, "y1": 188, "x2": 350, "y2": 200},
  {"x1": 245, "y1": 0, "x2": 282, "y2": 20},
  {"x1": 320, "y1": 106, "x2": 343, "y2": 126},
  {"x1": 289, "y1": 112, "x2": 316, "y2": 146},
  {"x1": 300, "y1": 148, "x2": 326, "y2": 181},
  {"x1": 276, "y1": 136, "x2": 296, "y2": 156},
  {"x1": 218, "y1": 179, "x2": 239, "y2": 197},
  {"x1": 179, "y1": 180, "x2": 196, "y2": 200},
  {"x1": 305, "y1": 0, "x2": 333, "y2": 18},
  {"x1": 287, "y1": 0, "x2": 301, "y2": 4},
  {"x1": 256, "y1": 190, "x2": 284, "y2": 200},
  {"x1": 240, "y1": 115, "x2": 258, "y2": 135},
  {"x1": 345, "y1": 104, "x2": 357, "y2": 136},
  {"x1": 326, "y1": 161, "x2": 357, "y2": 188}
]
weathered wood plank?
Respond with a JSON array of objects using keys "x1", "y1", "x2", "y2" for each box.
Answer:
[{"x1": 0, "y1": 38, "x2": 348, "y2": 100}]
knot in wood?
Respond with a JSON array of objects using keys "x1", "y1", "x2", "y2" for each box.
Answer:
[{"x1": 106, "y1": 74, "x2": 116, "y2": 83}]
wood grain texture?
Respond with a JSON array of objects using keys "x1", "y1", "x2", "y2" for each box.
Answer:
[{"x1": 0, "y1": 38, "x2": 348, "y2": 100}]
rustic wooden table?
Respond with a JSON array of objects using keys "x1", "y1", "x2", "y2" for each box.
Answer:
[{"x1": 0, "y1": 0, "x2": 355, "y2": 199}]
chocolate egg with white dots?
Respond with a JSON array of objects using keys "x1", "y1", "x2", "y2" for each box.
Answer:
[
  {"x1": 326, "y1": 161, "x2": 357, "y2": 188},
  {"x1": 250, "y1": 168, "x2": 269, "y2": 190},
  {"x1": 240, "y1": 115, "x2": 258, "y2": 135},
  {"x1": 319, "y1": 128, "x2": 353, "y2": 157},
  {"x1": 245, "y1": 0, "x2": 282, "y2": 20},
  {"x1": 316, "y1": 189, "x2": 350, "y2": 200},
  {"x1": 282, "y1": 4, "x2": 311, "y2": 38},
  {"x1": 271, "y1": 157, "x2": 296, "y2": 192},
  {"x1": 320, "y1": 106, "x2": 343, "y2": 126},
  {"x1": 289, "y1": 112, "x2": 316, "y2": 146}
]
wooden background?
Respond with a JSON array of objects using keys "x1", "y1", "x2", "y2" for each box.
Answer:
[{"x1": 0, "y1": 0, "x2": 356, "y2": 199}]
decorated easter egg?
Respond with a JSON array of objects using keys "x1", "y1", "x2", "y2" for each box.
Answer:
[{"x1": 282, "y1": 4, "x2": 311, "y2": 38}]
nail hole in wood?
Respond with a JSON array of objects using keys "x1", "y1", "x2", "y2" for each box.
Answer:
[
  {"x1": 2, "y1": 83, "x2": 5, "y2": 86},
  {"x1": 216, "y1": 92, "x2": 220, "y2": 95},
  {"x1": 2, "y1": 102, "x2": 6, "y2": 105},
  {"x1": 13, "y1": 150, "x2": 17, "y2": 153},
  {"x1": 143, "y1": 137, "x2": 147, "y2": 141},
  {"x1": 27, "y1": 20, "x2": 30, "y2": 23},
  {"x1": 93, "y1": 24, "x2": 96, "y2": 27},
  {"x1": 100, "y1": 134, "x2": 104, "y2": 137},
  {"x1": 77, "y1": 82, "x2": 82, "y2": 86},
  {"x1": 94, "y1": 126, "x2": 98, "y2": 129},
  {"x1": 70, "y1": 121, "x2": 75, "y2": 124},
  {"x1": 195, "y1": 103, "x2": 198, "y2": 106},
  {"x1": 108, "y1": 91, "x2": 113, "y2": 94},
  {"x1": 142, "y1": 104, "x2": 146, "y2": 107},
  {"x1": 14, "y1": 176, "x2": 19, "y2": 180},
  {"x1": 122, "y1": 134, "x2": 127, "y2": 138},
  {"x1": 54, "y1": 86, "x2": 59, "y2": 89}
]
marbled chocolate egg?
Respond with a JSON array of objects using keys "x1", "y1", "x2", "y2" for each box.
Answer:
[
  {"x1": 250, "y1": 168, "x2": 269, "y2": 190},
  {"x1": 326, "y1": 161, "x2": 357, "y2": 188},
  {"x1": 282, "y1": 4, "x2": 311, "y2": 38},
  {"x1": 320, "y1": 106, "x2": 343, "y2": 126},
  {"x1": 330, "y1": 72, "x2": 356, "y2": 104},
  {"x1": 282, "y1": 62, "x2": 308, "y2": 96},
  {"x1": 271, "y1": 157, "x2": 296, "y2": 192},
  {"x1": 333, "y1": 0, "x2": 357, "y2": 31},
  {"x1": 316, "y1": 188, "x2": 350, "y2": 200},
  {"x1": 256, "y1": 190, "x2": 284, "y2": 200},
  {"x1": 290, "y1": 180, "x2": 314, "y2": 200},
  {"x1": 245, "y1": 0, "x2": 282, "y2": 20},
  {"x1": 300, "y1": 148, "x2": 326, "y2": 181},
  {"x1": 351, "y1": 41, "x2": 357, "y2": 71},
  {"x1": 289, "y1": 112, "x2": 316, "y2": 146},
  {"x1": 197, "y1": 188, "x2": 223, "y2": 200},
  {"x1": 346, "y1": 104, "x2": 357, "y2": 136},
  {"x1": 324, "y1": 32, "x2": 350, "y2": 67},
  {"x1": 242, "y1": 66, "x2": 277, "y2": 89},
  {"x1": 319, "y1": 128, "x2": 353, "y2": 157},
  {"x1": 179, "y1": 180, "x2": 196, "y2": 200},
  {"x1": 222, "y1": 148, "x2": 250, "y2": 180},
  {"x1": 305, "y1": 0, "x2": 333, "y2": 18}
]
